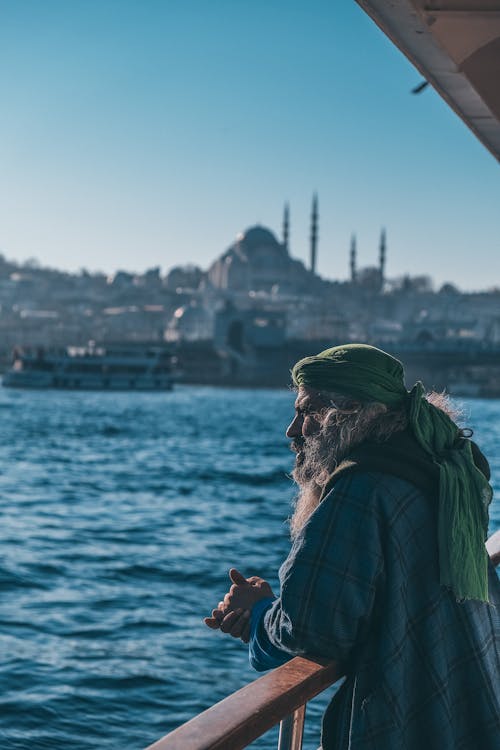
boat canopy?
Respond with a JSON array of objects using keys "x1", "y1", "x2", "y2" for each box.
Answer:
[{"x1": 356, "y1": 0, "x2": 500, "y2": 161}]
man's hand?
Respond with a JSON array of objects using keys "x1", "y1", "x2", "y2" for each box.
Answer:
[
  {"x1": 204, "y1": 568, "x2": 275, "y2": 641},
  {"x1": 219, "y1": 608, "x2": 252, "y2": 643}
]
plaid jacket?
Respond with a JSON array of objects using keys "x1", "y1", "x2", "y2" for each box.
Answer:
[{"x1": 251, "y1": 472, "x2": 500, "y2": 750}]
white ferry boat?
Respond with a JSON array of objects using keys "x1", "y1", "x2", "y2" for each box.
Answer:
[{"x1": 2, "y1": 342, "x2": 176, "y2": 390}]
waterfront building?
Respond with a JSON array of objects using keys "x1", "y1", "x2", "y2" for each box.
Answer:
[{"x1": 165, "y1": 301, "x2": 215, "y2": 343}]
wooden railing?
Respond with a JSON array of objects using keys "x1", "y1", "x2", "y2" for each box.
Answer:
[{"x1": 144, "y1": 656, "x2": 343, "y2": 750}]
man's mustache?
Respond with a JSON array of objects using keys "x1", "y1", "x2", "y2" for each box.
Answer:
[{"x1": 290, "y1": 437, "x2": 305, "y2": 454}]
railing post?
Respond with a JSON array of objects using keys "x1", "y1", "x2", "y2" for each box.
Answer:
[{"x1": 277, "y1": 704, "x2": 306, "y2": 750}]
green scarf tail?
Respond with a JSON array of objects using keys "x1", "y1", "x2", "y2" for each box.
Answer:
[{"x1": 292, "y1": 344, "x2": 493, "y2": 602}]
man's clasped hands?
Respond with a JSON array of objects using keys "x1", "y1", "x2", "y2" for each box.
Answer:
[{"x1": 204, "y1": 568, "x2": 275, "y2": 643}]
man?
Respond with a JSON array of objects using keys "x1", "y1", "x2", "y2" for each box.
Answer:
[{"x1": 205, "y1": 344, "x2": 500, "y2": 749}]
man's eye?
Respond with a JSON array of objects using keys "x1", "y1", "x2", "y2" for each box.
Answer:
[{"x1": 301, "y1": 409, "x2": 315, "y2": 418}]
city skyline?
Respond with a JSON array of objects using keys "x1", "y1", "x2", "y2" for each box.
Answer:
[{"x1": 0, "y1": 1, "x2": 498, "y2": 291}]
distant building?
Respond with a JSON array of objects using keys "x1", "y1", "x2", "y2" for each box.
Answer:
[
  {"x1": 106, "y1": 270, "x2": 135, "y2": 288},
  {"x1": 164, "y1": 265, "x2": 204, "y2": 292},
  {"x1": 165, "y1": 301, "x2": 214, "y2": 342},
  {"x1": 207, "y1": 224, "x2": 318, "y2": 296},
  {"x1": 133, "y1": 266, "x2": 162, "y2": 289},
  {"x1": 214, "y1": 301, "x2": 286, "y2": 352}
]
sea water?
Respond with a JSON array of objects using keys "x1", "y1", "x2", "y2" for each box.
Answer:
[{"x1": 0, "y1": 386, "x2": 499, "y2": 750}]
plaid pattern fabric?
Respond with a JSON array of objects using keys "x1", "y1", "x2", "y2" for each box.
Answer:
[{"x1": 259, "y1": 472, "x2": 500, "y2": 749}]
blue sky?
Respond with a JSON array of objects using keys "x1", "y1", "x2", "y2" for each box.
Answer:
[{"x1": 0, "y1": 0, "x2": 498, "y2": 290}]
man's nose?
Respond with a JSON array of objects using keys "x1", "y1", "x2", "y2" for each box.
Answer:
[{"x1": 286, "y1": 414, "x2": 302, "y2": 438}]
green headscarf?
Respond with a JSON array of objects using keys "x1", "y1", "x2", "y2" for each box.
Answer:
[{"x1": 292, "y1": 343, "x2": 492, "y2": 603}]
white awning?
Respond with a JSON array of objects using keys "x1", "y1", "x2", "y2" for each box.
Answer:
[{"x1": 356, "y1": 0, "x2": 500, "y2": 161}]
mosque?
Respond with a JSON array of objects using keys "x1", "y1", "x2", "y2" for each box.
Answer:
[
  {"x1": 206, "y1": 196, "x2": 387, "y2": 296},
  {"x1": 167, "y1": 196, "x2": 390, "y2": 384}
]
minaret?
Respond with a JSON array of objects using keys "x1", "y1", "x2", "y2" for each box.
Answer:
[
  {"x1": 310, "y1": 193, "x2": 318, "y2": 274},
  {"x1": 350, "y1": 233, "x2": 357, "y2": 283},
  {"x1": 282, "y1": 202, "x2": 290, "y2": 252},
  {"x1": 379, "y1": 227, "x2": 386, "y2": 285}
]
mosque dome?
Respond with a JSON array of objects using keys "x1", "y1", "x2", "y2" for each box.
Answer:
[
  {"x1": 207, "y1": 221, "x2": 302, "y2": 292},
  {"x1": 238, "y1": 225, "x2": 281, "y2": 251}
]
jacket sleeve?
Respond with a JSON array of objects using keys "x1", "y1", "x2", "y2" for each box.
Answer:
[
  {"x1": 262, "y1": 472, "x2": 386, "y2": 663},
  {"x1": 249, "y1": 597, "x2": 293, "y2": 671}
]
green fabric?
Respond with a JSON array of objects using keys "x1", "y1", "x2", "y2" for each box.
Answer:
[
  {"x1": 292, "y1": 343, "x2": 407, "y2": 406},
  {"x1": 408, "y1": 381, "x2": 491, "y2": 602},
  {"x1": 292, "y1": 343, "x2": 493, "y2": 602}
]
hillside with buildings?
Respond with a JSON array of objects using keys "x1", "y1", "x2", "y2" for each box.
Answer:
[{"x1": 1, "y1": 199, "x2": 500, "y2": 394}]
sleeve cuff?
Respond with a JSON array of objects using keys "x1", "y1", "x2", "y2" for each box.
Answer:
[{"x1": 249, "y1": 597, "x2": 293, "y2": 672}]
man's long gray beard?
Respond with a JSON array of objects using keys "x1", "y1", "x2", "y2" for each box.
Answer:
[
  {"x1": 289, "y1": 427, "x2": 349, "y2": 539},
  {"x1": 288, "y1": 396, "x2": 411, "y2": 539}
]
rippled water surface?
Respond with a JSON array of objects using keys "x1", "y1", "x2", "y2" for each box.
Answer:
[{"x1": 0, "y1": 386, "x2": 499, "y2": 750}]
